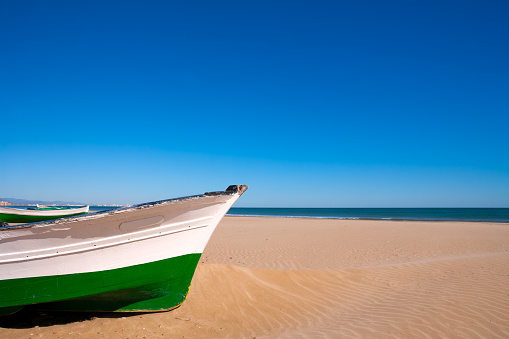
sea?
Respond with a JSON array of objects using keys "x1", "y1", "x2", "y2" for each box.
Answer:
[
  {"x1": 226, "y1": 208, "x2": 509, "y2": 223},
  {"x1": 9, "y1": 206, "x2": 509, "y2": 223}
]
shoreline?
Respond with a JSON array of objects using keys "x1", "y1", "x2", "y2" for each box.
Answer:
[
  {"x1": 226, "y1": 213, "x2": 509, "y2": 223},
  {"x1": 226, "y1": 207, "x2": 509, "y2": 224}
]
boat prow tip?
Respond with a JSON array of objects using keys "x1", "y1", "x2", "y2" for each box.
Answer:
[{"x1": 226, "y1": 185, "x2": 248, "y2": 195}]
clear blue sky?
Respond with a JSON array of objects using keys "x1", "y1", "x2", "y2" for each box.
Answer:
[{"x1": 1, "y1": 0, "x2": 508, "y2": 207}]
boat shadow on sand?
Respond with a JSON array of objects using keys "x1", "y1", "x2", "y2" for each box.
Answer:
[{"x1": 0, "y1": 306, "x2": 144, "y2": 329}]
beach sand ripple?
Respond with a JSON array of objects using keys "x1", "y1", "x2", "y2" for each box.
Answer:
[{"x1": 1, "y1": 217, "x2": 508, "y2": 338}]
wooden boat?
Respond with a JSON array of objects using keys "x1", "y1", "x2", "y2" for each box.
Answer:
[
  {"x1": 0, "y1": 185, "x2": 247, "y2": 315},
  {"x1": 0, "y1": 205, "x2": 90, "y2": 223}
]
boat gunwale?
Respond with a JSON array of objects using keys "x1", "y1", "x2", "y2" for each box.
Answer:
[{"x1": 0, "y1": 185, "x2": 247, "y2": 231}]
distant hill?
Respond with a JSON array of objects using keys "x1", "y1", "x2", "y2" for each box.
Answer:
[{"x1": 0, "y1": 197, "x2": 87, "y2": 206}]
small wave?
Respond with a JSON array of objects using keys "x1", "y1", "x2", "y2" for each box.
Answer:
[
  {"x1": 226, "y1": 213, "x2": 362, "y2": 220},
  {"x1": 226, "y1": 213, "x2": 509, "y2": 223}
]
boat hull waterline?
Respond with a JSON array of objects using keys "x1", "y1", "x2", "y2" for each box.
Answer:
[
  {"x1": 0, "y1": 185, "x2": 247, "y2": 315},
  {"x1": 0, "y1": 205, "x2": 90, "y2": 223}
]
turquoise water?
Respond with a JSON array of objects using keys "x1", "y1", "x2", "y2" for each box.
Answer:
[
  {"x1": 89, "y1": 206, "x2": 121, "y2": 212},
  {"x1": 227, "y1": 208, "x2": 509, "y2": 223}
]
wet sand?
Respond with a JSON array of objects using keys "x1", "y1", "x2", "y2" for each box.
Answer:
[{"x1": 1, "y1": 217, "x2": 508, "y2": 338}]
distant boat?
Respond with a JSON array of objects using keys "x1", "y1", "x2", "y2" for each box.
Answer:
[
  {"x1": 0, "y1": 185, "x2": 247, "y2": 315},
  {"x1": 0, "y1": 205, "x2": 90, "y2": 223}
]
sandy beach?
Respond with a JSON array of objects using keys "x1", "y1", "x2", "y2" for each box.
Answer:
[{"x1": 1, "y1": 216, "x2": 508, "y2": 338}]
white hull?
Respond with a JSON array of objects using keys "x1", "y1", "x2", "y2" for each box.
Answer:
[{"x1": 0, "y1": 186, "x2": 247, "y2": 280}]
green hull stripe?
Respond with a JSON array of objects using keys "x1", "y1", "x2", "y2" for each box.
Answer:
[
  {"x1": 0, "y1": 253, "x2": 201, "y2": 314},
  {"x1": 0, "y1": 212, "x2": 88, "y2": 223}
]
